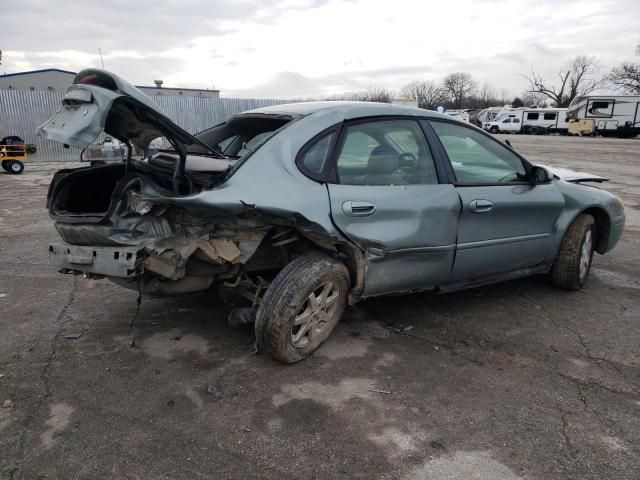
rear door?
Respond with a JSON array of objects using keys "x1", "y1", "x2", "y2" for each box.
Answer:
[
  {"x1": 321, "y1": 118, "x2": 461, "y2": 296},
  {"x1": 428, "y1": 120, "x2": 565, "y2": 282}
]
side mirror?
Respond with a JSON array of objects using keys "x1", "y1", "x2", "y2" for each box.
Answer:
[{"x1": 530, "y1": 166, "x2": 552, "y2": 184}]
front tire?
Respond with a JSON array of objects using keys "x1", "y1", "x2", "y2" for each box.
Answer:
[
  {"x1": 6, "y1": 160, "x2": 24, "y2": 174},
  {"x1": 551, "y1": 214, "x2": 595, "y2": 290},
  {"x1": 255, "y1": 252, "x2": 350, "y2": 363},
  {"x1": 490, "y1": 126, "x2": 499, "y2": 134}
]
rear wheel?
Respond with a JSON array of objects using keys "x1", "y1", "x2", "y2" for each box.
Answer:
[
  {"x1": 255, "y1": 252, "x2": 350, "y2": 363},
  {"x1": 551, "y1": 214, "x2": 596, "y2": 290},
  {"x1": 1, "y1": 160, "x2": 10, "y2": 172}
]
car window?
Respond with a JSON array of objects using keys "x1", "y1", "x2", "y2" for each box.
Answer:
[
  {"x1": 513, "y1": 118, "x2": 520, "y2": 124},
  {"x1": 502, "y1": 118, "x2": 511, "y2": 123},
  {"x1": 237, "y1": 131, "x2": 275, "y2": 157},
  {"x1": 335, "y1": 119, "x2": 438, "y2": 185},
  {"x1": 430, "y1": 121, "x2": 527, "y2": 184},
  {"x1": 217, "y1": 135, "x2": 238, "y2": 153},
  {"x1": 299, "y1": 131, "x2": 336, "y2": 176}
]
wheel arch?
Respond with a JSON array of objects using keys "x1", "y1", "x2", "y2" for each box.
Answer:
[
  {"x1": 295, "y1": 229, "x2": 365, "y2": 304},
  {"x1": 578, "y1": 206, "x2": 610, "y2": 254}
]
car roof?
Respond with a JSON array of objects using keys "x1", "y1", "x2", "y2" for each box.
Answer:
[{"x1": 240, "y1": 101, "x2": 449, "y2": 119}]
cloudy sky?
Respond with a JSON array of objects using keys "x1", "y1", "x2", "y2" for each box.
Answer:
[{"x1": 2, "y1": 0, "x2": 638, "y2": 98}]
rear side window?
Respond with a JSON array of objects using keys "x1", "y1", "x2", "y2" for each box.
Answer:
[
  {"x1": 298, "y1": 131, "x2": 336, "y2": 177},
  {"x1": 430, "y1": 121, "x2": 527, "y2": 184},
  {"x1": 335, "y1": 119, "x2": 438, "y2": 185},
  {"x1": 543, "y1": 113, "x2": 557, "y2": 120},
  {"x1": 527, "y1": 112, "x2": 539, "y2": 120}
]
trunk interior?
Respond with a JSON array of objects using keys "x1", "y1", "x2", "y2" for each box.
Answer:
[{"x1": 49, "y1": 164, "x2": 126, "y2": 222}]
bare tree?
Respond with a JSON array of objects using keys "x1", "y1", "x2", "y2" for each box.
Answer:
[
  {"x1": 400, "y1": 80, "x2": 446, "y2": 109},
  {"x1": 607, "y1": 44, "x2": 640, "y2": 94},
  {"x1": 477, "y1": 83, "x2": 498, "y2": 108},
  {"x1": 442, "y1": 72, "x2": 476, "y2": 109},
  {"x1": 511, "y1": 97, "x2": 524, "y2": 108},
  {"x1": 525, "y1": 55, "x2": 601, "y2": 107},
  {"x1": 607, "y1": 63, "x2": 640, "y2": 94},
  {"x1": 364, "y1": 87, "x2": 392, "y2": 103},
  {"x1": 521, "y1": 90, "x2": 549, "y2": 107},
  {"x1": 498, "y1": 88, "x2": 510, "y2": 106},
  {"x1": 327, "y1": 87, "x2": 392, "y2": 103}
]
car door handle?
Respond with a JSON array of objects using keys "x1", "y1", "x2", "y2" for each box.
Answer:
[
  {"x1": 343, "y1": 201, "x2": 376, "y2": 217},
  {"x1": 469, "y1": 199, "x2": 493, "y2": 213}
]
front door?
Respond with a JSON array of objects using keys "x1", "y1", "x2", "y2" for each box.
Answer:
[
  {"x1": 324, "y1": 118, "x2": 461, "y2": 296},
  {"x1": 428, "y1": 120, "x2": 565, "y2": 282}
]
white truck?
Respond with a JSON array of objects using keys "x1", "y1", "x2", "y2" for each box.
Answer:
[
  {"x1": 483, "y1": 108, "x2": 568, "y2": 134},
  {"x1": 566, "y1": 95, "x2": 640, "y2": 138}
]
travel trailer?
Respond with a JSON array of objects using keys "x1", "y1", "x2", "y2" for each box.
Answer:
[
  {"x1": 443, "y1": 109, "x2": 472, "y2": 122},
  {"x1": 566, "y1": 95, "x2": 640, "y2": 138},
  {"x1": 483, "y1": 108, "x2": 568, "y2": 134},
  {"x1": 476, "y1": 106, "x2": 504, "y2": 127}
]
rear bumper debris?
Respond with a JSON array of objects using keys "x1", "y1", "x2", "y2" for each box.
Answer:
[{"x1": 49, "y1": 243, "x2": 143, "y2": 278}]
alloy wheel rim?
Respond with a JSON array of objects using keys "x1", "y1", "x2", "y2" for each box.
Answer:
[
  {"x1": 580, "y1": 229, "x2": 593, "y2": 280},
  {"x1": 11, "y1": 163, "x2": 21, "y2": 172},
  {"x1": 291, "y1": 281, "x2": 340, "y2": 348}
]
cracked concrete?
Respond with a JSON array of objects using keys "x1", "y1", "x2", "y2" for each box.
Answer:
[{"x1": 1, "y1": 138, "x2": 640, "y2": 480}]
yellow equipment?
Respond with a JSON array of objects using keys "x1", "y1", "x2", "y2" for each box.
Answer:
[
  {"x1": 0, "y1": 138, "x2": 36, "y2": 174},
  {"x1": 568, "y1": 119, "x2": 595, "y2": 137}
]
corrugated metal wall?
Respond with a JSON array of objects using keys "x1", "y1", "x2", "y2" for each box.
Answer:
[{"x1": 0, "y1": 91, "x2": 289, "y2": 160}]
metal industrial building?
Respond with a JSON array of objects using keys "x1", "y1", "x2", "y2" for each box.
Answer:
[{"x1": 0, "y1": 68, "x2": 220, "y2": 98}]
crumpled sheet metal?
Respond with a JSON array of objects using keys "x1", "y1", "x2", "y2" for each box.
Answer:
[{"x1": 143, "y1": 230, "x2": 267, "y2": 280}]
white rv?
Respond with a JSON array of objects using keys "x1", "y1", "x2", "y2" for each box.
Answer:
[
  {"x1": 475, "y1": 106, "x2": 503, "y2": 127},
  {"x1": 566, "y1": 95, "x2": 640, "y2": 138},
  {"x1": 443, "y1": 109, "x2": 472, "y2": 122},
  {"x1": 484, "y1": 108, "x2": 568, "y2": 134}
]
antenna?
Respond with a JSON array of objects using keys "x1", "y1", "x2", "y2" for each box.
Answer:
[{"x1": 98, "y1": 48, "x2": 105, "y2": 69}]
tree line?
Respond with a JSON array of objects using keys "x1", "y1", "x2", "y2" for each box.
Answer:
[{"x1": 327, "y1": 44, "x2": 640, "y2": 110}]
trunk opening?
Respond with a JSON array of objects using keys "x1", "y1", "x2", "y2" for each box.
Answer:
[{"x1": 50, "y1": 164, "x2": 126, "y2": 220}]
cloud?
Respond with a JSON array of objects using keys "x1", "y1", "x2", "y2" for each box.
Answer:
[{"x1": 2, "y1": 0, "x2": 639, "y2": 98}]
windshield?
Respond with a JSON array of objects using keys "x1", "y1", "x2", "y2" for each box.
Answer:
[{"x1": 192, "y1": 114, "x2": 293, "y2": 159}]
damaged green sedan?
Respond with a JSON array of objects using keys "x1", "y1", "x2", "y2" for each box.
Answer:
[{"x1": 40, "y1": 69, "x2": 625, "y2": 363}]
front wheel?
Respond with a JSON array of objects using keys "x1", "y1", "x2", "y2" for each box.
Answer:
[
  {"x1": 6, "y1": 160, "x2": 24, "y2": 174},
  {"x1": 255, "y1": 252, "x2": 350, "y2": 363},
  {"x1": 490, "y1": 126, "x2": 499, "y2": 134},
  {"x1": 551, "y1": 214, "x2": 595, "y2": 290}
]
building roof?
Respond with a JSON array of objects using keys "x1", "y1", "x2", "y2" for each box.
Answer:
[
  {"x1": 136, "y1": 85, "x2": 219, "y2": 93},
  {"x1": 0, "y1": 68, "x2": 218, "y2": 92},
  {"x1": 0, "y1": 68, "x2": 76, "y2": 78}
]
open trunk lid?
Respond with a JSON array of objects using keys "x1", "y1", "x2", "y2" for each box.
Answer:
[{"x1": 37, "y1": 69, "x2": 220, "y2": 157}]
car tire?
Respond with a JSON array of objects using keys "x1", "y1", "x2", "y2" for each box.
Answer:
[
  {"x1": 1, "y1": 160, "x2": 10, "y2": 172},
  {"x1": 551, "y1": 214, "x2": 596, "y2": 290},
  {"x1": 6, "y1": 160, "x2": 24, "y2": 174},
  {"x1": 490, "y1": 126, "x2": 499, "y2": 134},
  {"x1": 255, "y1": 252, "x2": 350, "y2": 363}
]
